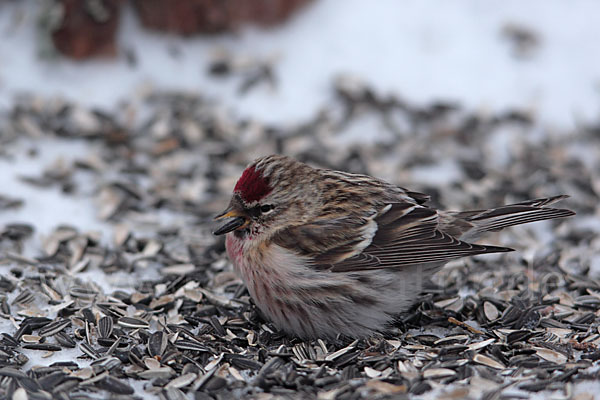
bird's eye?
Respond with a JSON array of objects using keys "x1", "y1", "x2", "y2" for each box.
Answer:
[{"x1": 260, "y1": 204, "x2": 274, "y2": 213}]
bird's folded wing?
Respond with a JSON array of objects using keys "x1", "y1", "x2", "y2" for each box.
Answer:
[
  {"x1": 274, "y1": 203, "x2": 513, "y2": 272},
  {"x1": 272, "y1": 213, "x2": 379, "y2": 263}
]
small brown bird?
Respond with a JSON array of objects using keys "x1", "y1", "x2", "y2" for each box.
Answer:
[{"x1": 214, "y1": 155, "x2": 574, "y2": 339}]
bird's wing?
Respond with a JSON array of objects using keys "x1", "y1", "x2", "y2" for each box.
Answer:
[
  {"x1": 271, "y1": 212, "x2": 380, "y2": 264},
  {"x1": 272, "y1": 203, "x2": 513, "y2": 272},
  {"x1": 403, "y1": 189, "x2": 431, "y2": 205}
]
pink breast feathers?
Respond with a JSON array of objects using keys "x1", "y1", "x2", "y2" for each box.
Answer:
[
  {"x1": 234, "y1": 166, "x2": 272, "y2": 203},
  {"x1": 226, "y1": 235, "x2": 244, "y2": 266}
]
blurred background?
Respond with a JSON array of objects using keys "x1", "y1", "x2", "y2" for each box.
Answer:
[
  {"x1": 0, "y1": 2, "x2": 600, "y2": 399},
  {"x1": 1, "y1": 0, "x2": 599, "y2": 265},
  {"x1": 1, "y1": 0, "x2": 599, "y2": 128}
]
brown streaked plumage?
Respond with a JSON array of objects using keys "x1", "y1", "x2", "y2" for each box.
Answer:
[{"x1": 214, "y1": 155, "x2": 575, "y2": 339}]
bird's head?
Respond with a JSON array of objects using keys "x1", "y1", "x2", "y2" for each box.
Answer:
[{"x1": 214, "y1": 155, "x2": 319, "y2": 239}]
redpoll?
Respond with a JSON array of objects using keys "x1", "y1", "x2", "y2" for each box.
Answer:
[{"x1": 214, "y1": 155, "x2": 574, "y2": 339}]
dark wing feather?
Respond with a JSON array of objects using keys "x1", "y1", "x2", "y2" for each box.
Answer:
[
  {"x1": 327, "y1": 205, "x2": 512, "y2": 272},
  {"x1": 272, "y1": 202, "x2": 513, "y2": 273},
  {"x1": 404, "y1": 189, "x2": 431, "y2": 205}
]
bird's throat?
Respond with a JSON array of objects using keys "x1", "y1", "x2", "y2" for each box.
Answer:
[{"x1": 234, "y1": 228, "x2": 250, "y2": 239}]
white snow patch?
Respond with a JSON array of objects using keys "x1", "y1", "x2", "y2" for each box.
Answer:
[
  {"x1": 0, "y1": 0, "x2": 599, "y2": 129},
  {"x1": 0, "y1": 137, "x2": 113, "y2": 242},
  {"x1": 410, "y1": 159, "x2": 463, "y2": 185}
]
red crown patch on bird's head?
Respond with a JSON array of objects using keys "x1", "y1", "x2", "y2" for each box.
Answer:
[{"x1": 234, "y1": 166, "x2": 272, "y2": 203}]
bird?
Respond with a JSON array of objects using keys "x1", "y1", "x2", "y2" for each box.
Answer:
[{"x1": 214, "y1": 155, "x2": 575, "y2": 339}]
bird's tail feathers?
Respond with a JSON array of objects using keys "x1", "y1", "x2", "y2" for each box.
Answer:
[{"x1": 451, "y1": 195, "x2": 575, "y2": 239}]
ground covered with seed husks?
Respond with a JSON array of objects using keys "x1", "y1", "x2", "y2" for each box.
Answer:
[{"x1": 0, "y1": 80, "x2": 599, "y2": 400}]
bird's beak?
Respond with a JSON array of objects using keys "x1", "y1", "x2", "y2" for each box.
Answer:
[{"x1": 213, "y1": 207, "x2": 249, "y2": 235}]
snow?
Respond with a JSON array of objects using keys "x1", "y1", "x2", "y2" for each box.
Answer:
[
  {"x1": 411, "y1": 159, "x2": 463, "y2": 186},
  {"x1": 0, "y1": 0, "x2": 599, "y2": 130},
  {"x1": 0, "y1": 138, "x2": 111, "y2": 242}
]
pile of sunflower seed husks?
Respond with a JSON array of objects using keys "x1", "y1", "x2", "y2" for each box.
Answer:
[{"x1": 0, "y1": 77, "x2": 599, "y2": 399}]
